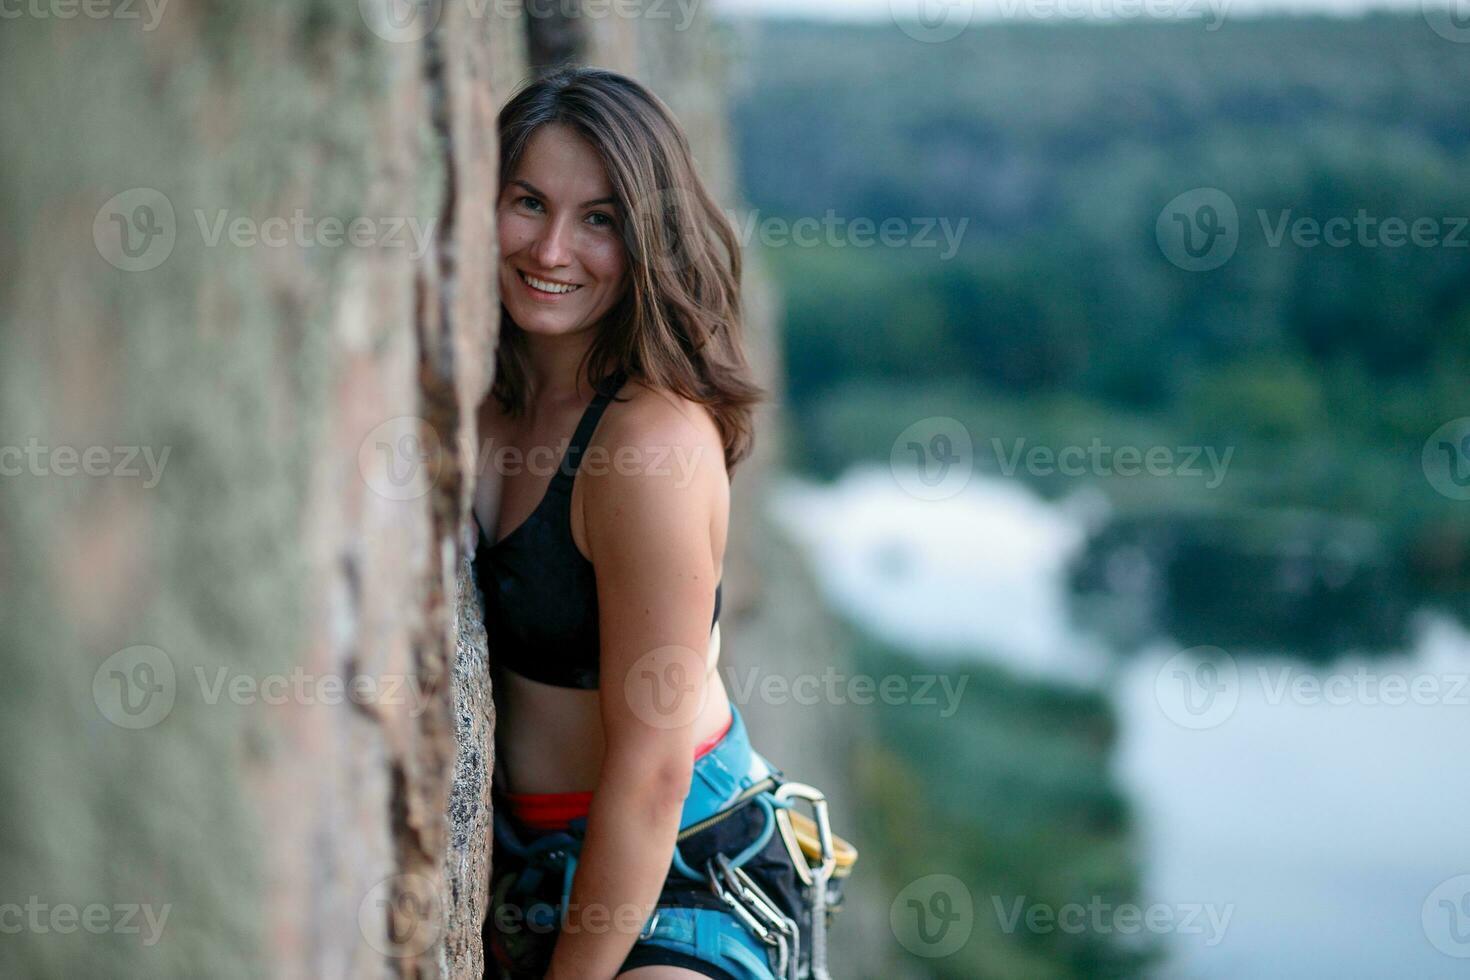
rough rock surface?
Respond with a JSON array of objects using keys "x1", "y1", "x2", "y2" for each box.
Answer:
[
  {"x1": 0, "y1": 4, "x2": 511, "y2": 977},
  {"x1": 443, "y1": 551, "x2": 495, "y2": 980}
]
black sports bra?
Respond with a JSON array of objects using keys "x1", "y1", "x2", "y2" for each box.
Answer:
[{"x1": 471, "y1": 369, "x2": 722, "y2": 689}]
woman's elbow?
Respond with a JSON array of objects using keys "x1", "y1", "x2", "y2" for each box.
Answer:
[{"x1": 603, "y1": 746, "x2": 692, "y2": 817}]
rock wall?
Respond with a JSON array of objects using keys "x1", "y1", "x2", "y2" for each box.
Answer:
[{"x1": 0, "y1": 2, "x2": 515, "y2": 977}]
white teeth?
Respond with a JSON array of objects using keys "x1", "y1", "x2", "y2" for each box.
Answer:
[{"x1": 522, "y1": 271, "x2": 580, "y2": 294}]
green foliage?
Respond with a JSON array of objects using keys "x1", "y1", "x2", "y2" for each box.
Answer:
[
  {"x1": 732, "y1": 16, "x2": 1470, "y2": 975},
  {"x1": 842, "y1": 620, "x2": 1154, "y2": 979},
  {"x1": 734, "y1": 13, "x2": 1470, "y2": 598},
  {"x1": 731, "y1": 12, "x2": 1470, "y2": 418}
]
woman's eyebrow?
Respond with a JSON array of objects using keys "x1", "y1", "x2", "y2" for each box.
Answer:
[{"x1": 510, "y1": 178, "x2": 617, "y2": 208}]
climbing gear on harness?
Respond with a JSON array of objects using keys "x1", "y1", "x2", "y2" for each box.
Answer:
[
  {"x1": 772, "y1": 784, "x2": 858, "y2": 887},
  {"x1": 707, "y1": 850, "x2": 801, "y2": 979},
  {"x1": 484, "y1": 704, "x2": 859, "y2": 980},
  {"x1": 772, "y1": 784, "x2": 835, "y2": 980}
]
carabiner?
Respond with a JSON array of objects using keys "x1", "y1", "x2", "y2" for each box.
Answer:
[
  {"x1": 771, "y1": 782, "x2": 836, "y2": 886},
  {"x1": 771, "y1": 782, "x2": 838, "y2": 980}
]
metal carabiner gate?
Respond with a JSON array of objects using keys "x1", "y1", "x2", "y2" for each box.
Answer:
[
  {"x1": 771, "y1": 782, "x2": 837, "y2": 980},
  {"x1": 706, "y1": 851, "x2": 800, "y2": 980}
]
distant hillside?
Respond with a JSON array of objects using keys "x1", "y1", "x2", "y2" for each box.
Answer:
[
  {"x1": 728, "y1": 14, "x2": 1469, "y2": 233},
  {"x1": 723, "y1": 14, "x2": 1470, "y2": 603}
]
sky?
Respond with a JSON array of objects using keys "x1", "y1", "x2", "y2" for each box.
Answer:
[{"x1": 712, "y1": 0, "x2": 1438, "y2": 20}]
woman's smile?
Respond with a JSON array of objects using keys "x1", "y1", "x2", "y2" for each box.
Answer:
[{"x1": 516, "y1": 268, "x2": 584, "y2": 300}]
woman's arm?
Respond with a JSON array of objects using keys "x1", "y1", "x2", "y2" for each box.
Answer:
[{"x1": 543, "y1": 395, "x2": 725, "y2": 980}]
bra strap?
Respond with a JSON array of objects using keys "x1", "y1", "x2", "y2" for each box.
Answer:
[{"x1": 553, "y1": 369, "x2": 627, "y2": 490}]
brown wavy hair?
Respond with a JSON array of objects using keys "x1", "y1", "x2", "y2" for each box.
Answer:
[{"x1": 492, "y1": 64, "x2": 766, "y2": 475}]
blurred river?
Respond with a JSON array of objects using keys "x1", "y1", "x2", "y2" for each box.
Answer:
[{"x1": 771, "y1": 463, "x2": 1470, "y2": 979}]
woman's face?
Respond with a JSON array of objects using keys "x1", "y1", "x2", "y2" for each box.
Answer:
[{"x1": 497, "y1": 122, "x2": 629, "y2": 341}]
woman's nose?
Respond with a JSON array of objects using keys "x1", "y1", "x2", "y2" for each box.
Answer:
[{"x1": 531, "y1": 215, "x2": 573, "y2": 268}]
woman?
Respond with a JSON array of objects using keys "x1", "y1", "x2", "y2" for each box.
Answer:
[{"x1": 475, "y1": 67, "x2": 852, "y2": 980}]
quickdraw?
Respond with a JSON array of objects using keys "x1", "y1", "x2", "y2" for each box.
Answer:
[
  {"x1": 489, "y1": 742, "x2": 858, "y2": 980},
  {"x1": 772, "y1": 783, "x2": 838, "y2": 980},
  {"x1": 707, "y1": 850, "x2": 801, "y2": 980},
  {"x1": 667, "y1": 778, "x2": 854, "y2": 980}
]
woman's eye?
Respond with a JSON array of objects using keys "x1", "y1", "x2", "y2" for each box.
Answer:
[
  {"x1": 517, "y1": 195, "x2": 543, "y2": 212},
  {"x1": 586, "y1": 211, "x2": 614, "y2": 228}
]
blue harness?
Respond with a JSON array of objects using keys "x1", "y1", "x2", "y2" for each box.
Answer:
[{"x1": 490, "y1": 703, "x2": 797, "y2": 979}]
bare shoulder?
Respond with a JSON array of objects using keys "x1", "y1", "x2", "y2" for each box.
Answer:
[
  {"x1": 576, "y1": 377, "x2": 729, "y2": 566},
  {"x1": 597, "y1": 377, "x2": 726, "y2": 473}
]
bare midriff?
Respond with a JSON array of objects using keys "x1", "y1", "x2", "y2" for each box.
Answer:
[{"x1": 492, "y1": 624, "x2": 732, "y2": 797}]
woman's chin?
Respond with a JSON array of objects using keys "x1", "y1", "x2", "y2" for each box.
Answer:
[{"x1": 509, "y1": 309, "x2": 579, "y2": 336}]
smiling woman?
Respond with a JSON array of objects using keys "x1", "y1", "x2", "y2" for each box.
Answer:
[
  {"x1": 498, "y1": 133, "x2": 628, "y2": 325},
  {"x1": 475, "y1": 65, "x2": 856, "y2": 980}
]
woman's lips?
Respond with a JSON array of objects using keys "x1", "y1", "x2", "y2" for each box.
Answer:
[{"x1": 517, "y1": 268, "x2": 584, "y2": 302}]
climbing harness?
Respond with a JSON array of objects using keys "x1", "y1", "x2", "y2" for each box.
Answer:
[{"x1": 485, "y1": 705, "x2": 859, "y2": 980}]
